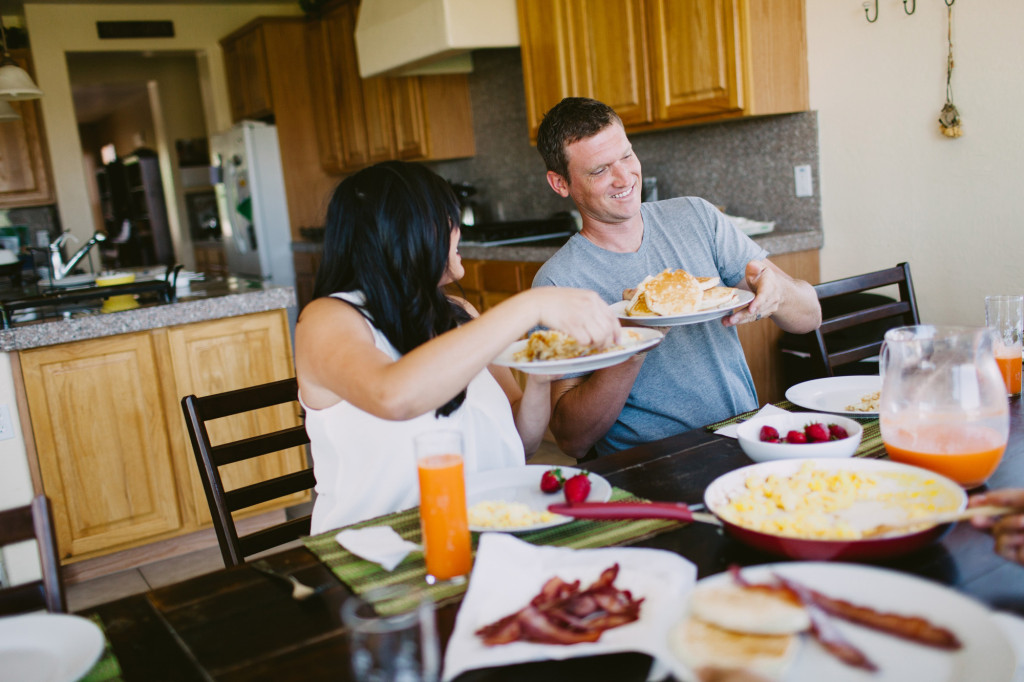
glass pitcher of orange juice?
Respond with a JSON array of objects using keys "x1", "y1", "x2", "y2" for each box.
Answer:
[{"x1": 880, "y1": 325, "x2": 1009, "y2": 488}]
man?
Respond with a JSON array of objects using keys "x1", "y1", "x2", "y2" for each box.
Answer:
[{"x1": 533, "y1": 97, "x2": 821, "y2": 458}]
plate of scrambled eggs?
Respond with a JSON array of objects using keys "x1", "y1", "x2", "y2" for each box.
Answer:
[
  {"x1": 704, "y1": 458, "x2": 966, "y2": 560},
  {"x1": 466, "y1": 465, "x2": 612, "y2": 533},
  {"x1": 493, "y1": 328, "x2": 663, "y2": 375}
]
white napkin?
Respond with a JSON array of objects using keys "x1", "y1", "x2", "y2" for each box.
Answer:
[
  {"x1": 441, "y1": 533, "x2": 696, "y2": 682},
  {"x1": 994, "y1": 612, "x2": 1024, "y2": 682},
  {"x1": 713, "y1": 403, "x2": 791, "y2": 438},
  {"x1": 335, "y1": 526, "x2": 421, "y2": 571}
]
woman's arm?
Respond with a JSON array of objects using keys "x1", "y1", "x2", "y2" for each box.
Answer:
[
  {"x1": 296, "y1": 286, "x2": 622, "y2": 420},
  {"x1": 490, "y1": 365, "x2": 561, "y2": 456}
]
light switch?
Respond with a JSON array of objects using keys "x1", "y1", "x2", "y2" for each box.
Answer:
[{"x1": 794, "y1": 165, "x2": 813, "y2": 197}]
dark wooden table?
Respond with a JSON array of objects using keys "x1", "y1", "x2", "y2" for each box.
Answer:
[{"x1": 85, "y1": 400, "x2": 1024, "y2": 681}]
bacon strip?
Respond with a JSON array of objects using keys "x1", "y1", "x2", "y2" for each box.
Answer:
[
  {"x1": 774, "y1": 574, "x2": 878, "y2": 672},
  {"x1": 778, "y1": 574, "x2": 962, "y2": 650},
  {"x1": 475, "y1": 563, "x2": 644, "y2": 646}
]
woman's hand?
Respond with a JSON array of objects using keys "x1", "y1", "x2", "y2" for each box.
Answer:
[
  {"x1": 528, "y1": 286, "x2": 623, "y2": 348},
  {"x1": 968, "y1": 489, "x2": 1024, "y2": 565}
]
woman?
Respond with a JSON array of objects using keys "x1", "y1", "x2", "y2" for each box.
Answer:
[
  {"x1": 295, "y1": 161, "x2": 622, "y2": 533},
  {"x1": 969, "y1": 489, "x2": 1024, "y2": 565}
]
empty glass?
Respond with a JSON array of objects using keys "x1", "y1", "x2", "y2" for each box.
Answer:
[{"x1": 341, "y1": 584, "x2": 439, "y2": 682}]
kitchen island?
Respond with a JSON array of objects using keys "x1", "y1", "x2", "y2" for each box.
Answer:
[{"x1": 0, "y1": 274, "x2": 306, "y2": 580}]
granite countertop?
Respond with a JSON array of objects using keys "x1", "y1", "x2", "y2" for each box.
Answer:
[{"x1": 0, "y1": 275, "x2": 295, "y2": 352}]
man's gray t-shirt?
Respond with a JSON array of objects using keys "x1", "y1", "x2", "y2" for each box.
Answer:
[{"x1": 533, "y1": 197, "x2": 768, "y2": 454}]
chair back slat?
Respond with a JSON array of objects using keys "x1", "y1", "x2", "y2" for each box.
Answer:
[
  {"x1": 0, "y1": 495, "x2": 65, "y2": 615},
  {"x1": 818, "y1": 301, "x2": 913, "y2": 336},
  {"x1": 211, "y1": 427, "x2": 310, "y2": 467},
  {"x1": 237, "y1": 517, "x2": 313, "y2": 557},
  {"x1": 181, "y1": 377, "x2": 314, "y2": 568},
  {"x1": 224, "y1": 470, "x2": 318, "y2": 512}
]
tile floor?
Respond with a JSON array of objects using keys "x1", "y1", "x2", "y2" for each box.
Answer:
[{"x1": 67, "y1": 440, "x2": 575, "y2": 613}]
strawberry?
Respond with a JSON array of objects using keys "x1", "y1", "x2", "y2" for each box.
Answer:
[
  {"x1": 828, "y1": 423, "x2": 850, "y2": 440},
  {"x1": 804, "y1": 422, "x2": 829, "y2": 443},
  {"x1": 759, "y1": 425, "x2": 780, "y2": 442},
  {"x1": 785, "y1": 430, "x2": 807, "y2": 444},
  {"x1": 563, "y1": 472, "x2": 591, "y2": 503},
  {"x1": 540, "y1": 468, "x2": 564, "y2": 494}
]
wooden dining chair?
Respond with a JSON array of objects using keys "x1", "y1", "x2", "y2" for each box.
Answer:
[
  {"x1": 0, "y1": 495, "x2": 66, "y2": 615},
  {"x1": 781, "y1": 262, "x2": 920, "y2": 380},
  {"x1": 181, "y1": 377, "x2": 315, "y2": 568}
]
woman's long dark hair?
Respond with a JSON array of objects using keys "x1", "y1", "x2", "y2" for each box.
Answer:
[{"x1": 313, "y1": 161, "x2": 472, "y2": 417}]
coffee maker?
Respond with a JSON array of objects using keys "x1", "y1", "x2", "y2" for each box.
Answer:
[{"x1": 448, "y1": 181, "x2": 479, "y2": 227}]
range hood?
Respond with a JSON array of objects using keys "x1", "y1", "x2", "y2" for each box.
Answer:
[{"x1": 354, "y1": 0, "x2": 519, "y2": 78}]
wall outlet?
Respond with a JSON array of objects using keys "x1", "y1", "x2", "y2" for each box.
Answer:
[
  {"x1": 0, "y1": 404, "x2": 14, "y2": 441},
  {"x1": 794, "y1": 165, "x2": 814, "y2": 197}
]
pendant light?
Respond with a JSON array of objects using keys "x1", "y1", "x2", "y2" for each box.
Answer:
[
  {"x1": 0, "y1": 99, "x2": 19, "y2": 121},
  {"x1": 0, "y1": 17, "x2": 42, "y2": 101}
]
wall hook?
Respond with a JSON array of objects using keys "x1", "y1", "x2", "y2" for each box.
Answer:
[
  {"x1": 944, "y1": 0, "x2": 955, "y2": 6},
  {"x1": 903, "y1": 0, "x2": 916, "y2": 15},
  {"x1": 863, "y1": 0, "x2": 878, "y2": 22}
]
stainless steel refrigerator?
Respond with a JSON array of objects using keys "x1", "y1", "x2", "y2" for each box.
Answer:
[{"x1": 209, "y1": 121, "x2": 295, "y2": 287}]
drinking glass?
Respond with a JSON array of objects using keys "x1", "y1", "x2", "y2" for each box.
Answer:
[
  {"x1": 985, "y1": 295, "x2": 1023, "y2": 397},
  {"x1": 341, "y1": 584, "x2": 440, "y2": 682},
  {"x1": 879, "y1": 325, "x2": 1009, "y2": 488},
  {"x1": 413, "y1": 430, "x2": 472, "y2": 584}
]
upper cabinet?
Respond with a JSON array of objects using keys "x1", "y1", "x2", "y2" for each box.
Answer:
[
  {"x1": 0, "y1": 50, "x2": 55, "y2": 209},
  {"x1": 517, "y1": 0, "x2": 809, "y2": 141},
  {"x1": 303, "y1": 0, "x2": 475, "y2": 175},
  {"x1": 221, "y1": 25, "x2": 273, "y2": 122},
  {"x1": 219, "y1": 17, "x2": 337, "y2": 241}
]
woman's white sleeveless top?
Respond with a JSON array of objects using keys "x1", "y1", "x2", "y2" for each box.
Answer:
[{"x1": 301, "y1": 291, "x2": 525, "y2": 534}]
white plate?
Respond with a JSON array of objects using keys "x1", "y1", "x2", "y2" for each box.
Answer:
[
  {"x1": 492, "y1": 328, "x2": 664, "y2": 375},
  {"x1": 609, "y1": 289, "x2": 754, "y2": 326},
  {"x1": 786, "y1": 375, "x2": 882, "y2": 416},
  {"x1": 663, "y1": 562, "x2": 1017, "y2": 682},
  {"x1": 0, "y1": 613, "x2": 104, "y2": 682},
  {"x1": 465, "y1": 465, "x2": 612, "y2": 533}
]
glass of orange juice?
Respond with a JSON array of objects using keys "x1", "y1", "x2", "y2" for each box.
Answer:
[
  {"x1": 880, "y1": 325, "x2": 1009, "y2": 488},
  {"x1": 414, "y1": 430, "x2": 472, "y2": 584},
  {"x1": 985, "y1": 295, "x2": 1023, "y2": 397}
]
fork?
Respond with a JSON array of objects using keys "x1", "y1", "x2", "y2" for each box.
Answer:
[{"x1": 251, "y1": 560, "x2": 323, "y2": 601}]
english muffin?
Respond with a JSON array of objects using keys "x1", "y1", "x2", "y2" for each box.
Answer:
[
  {"x1": 669, "y1": 616, "x2": 800, "y2": 680},
  {"x1": 688, "y1": 583, "x2": 811, "y2": 636}
]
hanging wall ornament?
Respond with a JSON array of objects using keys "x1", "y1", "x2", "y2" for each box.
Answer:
[{"x1": 939, "y1": 0, "x2": 962, "y2": 138}]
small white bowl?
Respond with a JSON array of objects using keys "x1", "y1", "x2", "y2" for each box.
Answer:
[{"x1": 735, "y1": 412, "x2": 863, "y2": 463}]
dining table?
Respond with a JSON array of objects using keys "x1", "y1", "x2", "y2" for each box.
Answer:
[{"x1": 81, "y1": 398, "x2": 1024, "y2": 681}]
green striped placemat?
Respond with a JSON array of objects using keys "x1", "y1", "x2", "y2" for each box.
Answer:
[
  {"x1": 705, "y1": 400, "x2": 886, "y2": 460},
  {"x1": 80, "y1": 614, "x2": 124, "y2": 682},
  {"x1": 303, "y1": 487, "x2": 685, "y2": 610}
]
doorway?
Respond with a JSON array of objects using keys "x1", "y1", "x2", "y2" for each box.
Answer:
[{"x1": 67, "y1": 51, "x2": 212, "y2": 272}]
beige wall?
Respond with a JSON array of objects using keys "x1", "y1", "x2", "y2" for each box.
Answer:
[
  {"x1": 23, "y1": 2, "x2": 302, "y2": 248},
  {"x1": 807, "y1": 0, "x2": 1024, "y2": 326}
]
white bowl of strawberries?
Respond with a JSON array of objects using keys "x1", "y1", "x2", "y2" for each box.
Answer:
[{"x1": 735, "y1": 412, "x2": 863, "y2": 463}]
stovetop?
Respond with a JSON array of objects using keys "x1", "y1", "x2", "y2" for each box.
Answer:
[{"x1": 459, "y1": 215, "x2": 576, "y2": 246}]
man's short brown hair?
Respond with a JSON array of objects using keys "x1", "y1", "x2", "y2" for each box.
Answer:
[{"x1": 536, "y1": 97, "x2": 623, "y2": 183}]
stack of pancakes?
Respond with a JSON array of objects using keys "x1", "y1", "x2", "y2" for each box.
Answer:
[
  {"x1": 625, "y1": 268, "x2": 738, "y2": 317},
  {"x1": 670, "y1": 582, "x2": 808, "y2": 678}
]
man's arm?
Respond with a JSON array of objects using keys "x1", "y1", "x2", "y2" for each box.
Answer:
[
  {"x1": 547, "y1": 354, "x2": 647, "y2": 458},
  {"x1": 725, "y1": 259, "x2": 821, "y2": 334}
]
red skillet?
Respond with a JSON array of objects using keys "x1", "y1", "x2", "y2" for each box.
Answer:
[{"x1": 549, "y1": 459, "x2": 968, "y2": 561}]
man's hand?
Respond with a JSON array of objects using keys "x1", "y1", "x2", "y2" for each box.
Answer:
[{"x1": 724, "y1": 260, "x2": 779, "y2": 327}]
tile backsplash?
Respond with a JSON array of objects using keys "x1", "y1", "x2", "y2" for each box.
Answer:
[{"x1": 427, "y1": 49, "x2": 821, "y2": 235}]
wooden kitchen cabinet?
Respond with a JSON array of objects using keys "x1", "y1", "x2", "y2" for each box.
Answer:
[
  {"x1": 19, "y1": 309, "x2": 307, "y2": 562},
  {"x1": 0, "y1": 50, "x2": 55, "y2": 208},
  {"x1": 449, "y1": 259, "x2": 543, "y2": 313},
  {"x1": 304, "y1": 0, "x2": 475, "y2": 174},
  {"x1": 220, "y1": 17, "x2": 335, "y2": 242},
  {"x1": 517, "y1": 0, "x2": 808, "y2": 140},
  {"x1": 292, "y1": 249, "x2": 322, "y2": 312},
  {"x1": 221, "y1": 24, "x2": 273, "y2": 122},
  {"x1": 193, "y1": 240, "x2": 228, "y2": 277}
]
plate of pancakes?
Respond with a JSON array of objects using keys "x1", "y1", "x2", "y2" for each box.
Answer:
[
  {"x1": 611, "y1": 268, "x2": 754, "y2": 326},
  {"x1": 663, "y1": 562, "x2": 1015, "y2": 682}
]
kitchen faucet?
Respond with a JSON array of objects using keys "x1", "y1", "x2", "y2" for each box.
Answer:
[{"x1": 48, "y1": 231, "x2": 107, "y2": 280}]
